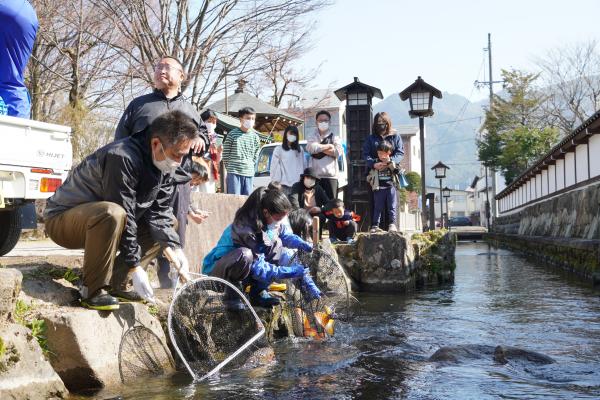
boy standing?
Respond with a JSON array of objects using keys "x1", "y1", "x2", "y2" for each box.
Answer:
[
  {"x1": 367, "y1": 142, "x2": 400, "y2": 233},
  {"x1": 223, "y1": 107, "x2": 261, "y2": 195}
]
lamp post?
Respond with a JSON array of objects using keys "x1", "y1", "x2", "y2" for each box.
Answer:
[
  {"x1": 399, "y1": 77, "x2": 442, "y2": 231},
  {"x1": 442, "y1": 186, "x2": 451, "y2": 230},
  {"x1": 432, "y1": 161, "x2": 450, "y2": 229}
]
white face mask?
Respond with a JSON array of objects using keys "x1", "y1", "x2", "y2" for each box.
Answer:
[
  {"x1": 267, "y1": 220, "x2": 281, "y2": 231},
  {"x1": 242, "y1": 119, "x2": 254, "y2": 130},
  {"x1": 318, "y1": 122, "x2": 329, "y2": 132},
  {"x1": 153, "y1": 142, "x2": 180, "y2": 175},
  {"x1": 287, "y1": 134, "x2": 297, "y2": 143},
  {"x1": 304, "y1": 177, "x2": 316, "y2": 188},
  {"x1": 205, "y1": 122, "x2": 216, "y2": 134}
]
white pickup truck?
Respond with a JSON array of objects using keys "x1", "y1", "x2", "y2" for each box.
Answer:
[{"x1": 0, "y1": 115, "x2": 72, "y2": 255}]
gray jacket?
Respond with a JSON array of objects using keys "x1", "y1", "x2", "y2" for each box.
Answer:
[{"x1": 305, "y1": 128, "x2": 342, "y2": 179}]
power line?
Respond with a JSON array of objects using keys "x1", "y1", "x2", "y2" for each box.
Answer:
[
  {"x1": 430, "y1": 116, "x2": 482, "y2": 126},
  {"x1": 429, "y1": 137, "x2": 477, "y2": 147}
]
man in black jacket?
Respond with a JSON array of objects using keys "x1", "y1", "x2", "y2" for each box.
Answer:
[
  {"x1": 115, "y1": 55, "x2": 209, "y2": 288},
  {"x1": 44, "y1": 111, "x2": 196, "y2": 311}
]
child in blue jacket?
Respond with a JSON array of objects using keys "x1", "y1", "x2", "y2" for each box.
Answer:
[{"x1": 203, "y1": 186, "x2": 321, "y2": 309}]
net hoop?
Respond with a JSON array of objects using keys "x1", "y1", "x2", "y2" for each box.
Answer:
[{"x1": 167, "y1": 275, "x2": 266, "y2": 381}]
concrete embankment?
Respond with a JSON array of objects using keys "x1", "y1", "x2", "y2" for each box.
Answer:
[
  {"x1": 489, "y1": 182, "x2": 600, "y2": 285},
  {"x1": 335, "y1": 230, "x2": 456, "y2": 292}
]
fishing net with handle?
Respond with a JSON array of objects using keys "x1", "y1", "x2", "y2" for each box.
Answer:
[
  {"x1": 164, "y1": 249, "x2": 266, "y2": 381},
  {"x1": 284, "y1": 245, "x2": 357, "y2": 339},
  {"x1": 118, "y1": 325, "x2": 175, "y2": 384}
]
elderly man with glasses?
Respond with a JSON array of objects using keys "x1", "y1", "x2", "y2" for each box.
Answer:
[{"x1": 115, "y1": 55, "x2": 210, "y2": 289}]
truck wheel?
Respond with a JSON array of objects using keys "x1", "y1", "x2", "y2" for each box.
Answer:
[{"x1": 0, "y1": 210, "x2": 22, "y2": 256}]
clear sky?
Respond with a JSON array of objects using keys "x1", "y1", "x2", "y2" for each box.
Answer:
[{"x1": 299, "y1": 0, "x2": 600, "y2": 103}]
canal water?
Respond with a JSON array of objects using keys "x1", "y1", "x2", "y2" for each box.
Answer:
[{"x1": 84, "y1": 242, "x2": 600, "y2": 399}]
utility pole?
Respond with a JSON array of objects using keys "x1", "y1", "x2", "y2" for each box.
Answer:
[
  {"x1": 475, "y1": 33, "x2": 503, "y2": 229},
  {"x1": 487, "y1": 33, "x2": 498, "y2": 224}
]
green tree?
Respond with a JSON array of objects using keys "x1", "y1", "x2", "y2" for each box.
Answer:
[
  {"x1": 477, "y1": 69, "x2": 559, "y2": 184},
  {"x1": 404, "y1": 171, "x2": 421, "y2": 194}
]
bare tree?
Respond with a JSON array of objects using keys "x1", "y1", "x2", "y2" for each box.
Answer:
[
  {"x1": 536, "y1": 40, "x2": 600, "y2": 134},
  {"x1": 247, "y1": 22, "x2": 322, "y2": 107},
  {"x1": 26, "y1": 0, "x2": 137, "y2": 160},
  {"x1": 92, "y1": 0, "x2": 330, "y2": 108}
]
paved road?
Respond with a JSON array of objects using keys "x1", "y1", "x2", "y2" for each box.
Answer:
[{"x1": 3, "y1": 239, "x2": 83, "y2": 257}]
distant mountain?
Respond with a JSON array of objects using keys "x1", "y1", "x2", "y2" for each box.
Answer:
[{"x1": 374, "y1": 92, "x2": 486, "y2": 189}]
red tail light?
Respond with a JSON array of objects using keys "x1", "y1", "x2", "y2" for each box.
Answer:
[
  {"x1": 31, "y1": 168, "x2": 54, "y2": 174},
  {"x1": 40, "y1": 177, "x2": 62, "y2": 192}
]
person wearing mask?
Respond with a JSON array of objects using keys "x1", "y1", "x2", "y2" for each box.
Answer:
[
  {"x1": 43, "y1": 111, "x2": 196, "y2": 310},
  {"x1": 362, "y1": 112, "x2": 404, "y2": 232},
  {"x1": 203, "y1": 186, "x2": 319, "y2": 309},
  {"x1": 305, "y1": 110, "x2": 343, "y2": 200},
  {"x1": 0, "y1": 0, "x2": 38, "y2": 117},
  {"x1": 222, "y1": 107, "x2": 261, "y2": 195},
  {"x1": 114, "y1": 56, "x2": 209, "y2": 289},
  {"x1": 199, "y1": 109, "x2": 221, "y2": 193},
  {"x1": 288, "y1": 167, "x2": 330, "y2": 233},
  {"x1": 270, "y1": 125, "x2": 305, "y2": 195}
]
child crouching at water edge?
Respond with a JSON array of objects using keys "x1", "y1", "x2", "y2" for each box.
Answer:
[
  {"x1": 202, "y1": 186, "x2": 321, "y2": 309},
  {"x1": 323, "y1": 199, "x2": 359, "y2": 243}
]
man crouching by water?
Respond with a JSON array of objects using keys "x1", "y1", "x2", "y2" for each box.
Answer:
[{"x1": 43, "y1": 110, "x2": 196, "y2": 311}]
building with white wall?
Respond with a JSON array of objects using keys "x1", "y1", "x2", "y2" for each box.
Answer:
[{"x1": 496, "y1": 109, "x2": 600, "y2": 215}]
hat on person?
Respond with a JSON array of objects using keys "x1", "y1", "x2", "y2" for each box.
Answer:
[{"x1": 300, "y1": 167, "x2": 319, "y2": 180}]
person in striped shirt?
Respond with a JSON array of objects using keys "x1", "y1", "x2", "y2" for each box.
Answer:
[{"x1": 223, "y1": 107, "x2": 261, "y2": 195}]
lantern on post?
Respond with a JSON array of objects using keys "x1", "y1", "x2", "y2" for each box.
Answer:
[
  {"x1": 442, "y1": 186, "x2": 451, "y2": 229},
  {"x1": 334, "y1": 77, "x2": 383, "y2": 231},
  {"x1": 399, "y1": 77, "x2": 442, "y2": 231},
  {"x1": 431, "y1": 161, "x2": 450, "y2": 229}
]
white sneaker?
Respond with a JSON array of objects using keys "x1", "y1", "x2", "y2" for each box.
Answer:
[
  {"x1": 370, "y1": 226, "x2": 379, "y2": 233},
  {"x1": 388, "y1": 224, "x2": 398, "y2": 232}
]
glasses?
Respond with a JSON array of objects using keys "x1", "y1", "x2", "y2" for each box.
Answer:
[{"x1": 154, "y1": 63, "x2": 183, "y2": 74}]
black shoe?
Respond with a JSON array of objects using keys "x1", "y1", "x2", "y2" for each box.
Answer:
[
  {"x1": 223, "y1": 286, "x2": 246, "y2": 311},
  {"x1": 81, "y1": 290, "x2": 119, "y2": 311},
  {"x1": 110, "y1": 289, "x2": 145, "y2": 303}
]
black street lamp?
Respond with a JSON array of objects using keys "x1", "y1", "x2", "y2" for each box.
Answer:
[
  {"x1": 400, "y1": 77, "x2": 442, "y2": 231},
  {"x1": 431, "y1": 161, "x2": 449, "y2": 229},
  {"x1": 442, "y1": 186, "x2": 451, "y2": 229}
]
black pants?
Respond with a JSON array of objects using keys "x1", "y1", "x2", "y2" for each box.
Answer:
[
  {"x1": 210, "y1": 247, "x2": 253, "y2": 283},
  {"x1": 318, "y1": 178, "x2": 338, "y2": 201},
  {"x1": 327, "y1": 220, "x2": 357, "y2": 241}
]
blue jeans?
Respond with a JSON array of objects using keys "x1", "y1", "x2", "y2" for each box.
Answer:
[
  {"x1": 372, "y1": 186, "x2": 397, "y2": 228},
  {"x1": 226, "y1": 173, "x2": 253, "y2": 195}
]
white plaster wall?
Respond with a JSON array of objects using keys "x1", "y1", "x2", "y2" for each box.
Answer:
[
  {"x1": 565, "y1": 152, "x2": 575, "y2": 187},
  {"x1": 590, "y1": 135, "x2": 600, "y2": 177},
  {"x1": 541, "y1": 169, "x2": 548, "y2": 196},
  {"x1": 556, "y1": 159, "x2": 565, "y2": 190},
  {"x1": 537, "y1": 174, "x2": 542, "y2": 198},
  {"x1": 575, "y1": 144, "x2": 589, "y2": 183},
  {"x1": 548, "y1": 164, "x2": 556, "y2": 194}
]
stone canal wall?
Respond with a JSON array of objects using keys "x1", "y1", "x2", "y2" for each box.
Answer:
[
  {"x1": 489, "y1": 181, "x2": 600, "y2": 284},
  {"x1": 336, "y1": 230, "x2": 456, "y2": 292}
]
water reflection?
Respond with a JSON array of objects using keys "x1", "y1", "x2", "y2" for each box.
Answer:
[{"x1": 78, "y1": 242, "x2": 600, "y2": 400}]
